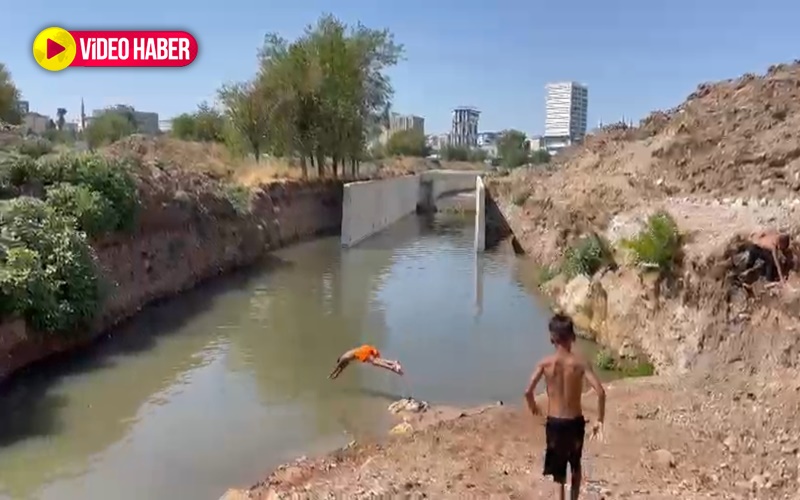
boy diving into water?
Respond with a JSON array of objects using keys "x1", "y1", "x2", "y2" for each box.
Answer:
[
  {"x1": 524, "y1": 314, "x2": 606, "y2": 500},
  {"x1": 328, "y1": 344, "x2": 404, "y2": 379}
]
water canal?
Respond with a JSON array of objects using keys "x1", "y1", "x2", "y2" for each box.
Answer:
[{"x1": 0, "y1": 213, "x2": 596, "y2": 500}]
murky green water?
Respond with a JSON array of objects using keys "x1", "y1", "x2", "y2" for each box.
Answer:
[{"x1": 0, "y1": 213, "x2": 600, "y2": 500}]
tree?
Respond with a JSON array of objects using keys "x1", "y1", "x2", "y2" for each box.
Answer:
[
  {"x1": 441, "y1": 145, "x2": 469, "y2": 161},
  {"x1": 386, "y1": 129, "x2": 427, "y2": 157},
  {"x1": 0, "y1": 63, "x2": 22, "y2": 125},
  {"x1": 194, "y1": 102, "x2": 225, "y2": 142},
  {"x1": 219, "y1": 80, "x2": 273, "y2": 162},
  {"x1": 56, "y1": 108, "x2": 67, "y2": 130},
  {"x1": 171, "y1": 102, "x2": 226, "y2": 142},
  {"x1": 497, "y1": 129, "x2": 529, "y2": 168},
  {"x1": 170, "y1": 112, "x2": 197, "y2": 140},
  {"x1": 85, "y1": 112, "x2": 136, "y2": 150},
  {"x1": 530, "y1": 148, "x2": 551, "y2": 165},
  {"x1": 234, "y1": 14, "x2": 403, "y2": 178}
]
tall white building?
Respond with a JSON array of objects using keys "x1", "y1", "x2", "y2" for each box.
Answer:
[{"x1": 544, "y1": 82, "x2": 588, "y2": 154}]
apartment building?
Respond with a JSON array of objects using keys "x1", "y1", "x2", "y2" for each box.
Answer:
[
  {"x1": 23, "y1": 112, "x2": 50, "y2": 134},
  {"x1": 389, "y1": 113, "x2": 424, "y2": 135},
  {"x1": 450, "y1": 107, "x2": 480, "y2": 148},
  {"x1": 92, "y1": 105, "x2": 160, "y2": 135},
  {"x1": 543, "y1": 82, "x2": 588, "y2": 154}
]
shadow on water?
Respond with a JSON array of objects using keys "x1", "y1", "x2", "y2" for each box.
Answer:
[{"x1": 0, "y1": 254, "x2": 293, "y2": 448}]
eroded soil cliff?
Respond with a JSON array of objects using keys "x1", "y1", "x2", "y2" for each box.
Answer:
[{"x1": 0, "y1": 137, "x2": 344, "y2": 380}]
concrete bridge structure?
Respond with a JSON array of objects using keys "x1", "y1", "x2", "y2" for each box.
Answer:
[{"x1": 340, "y1": 170, "x2": 486, "y2": 249}]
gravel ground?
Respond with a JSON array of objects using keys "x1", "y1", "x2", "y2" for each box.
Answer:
[{"x1": 221, "y1": 372, "x2": 800, "y2": 500}]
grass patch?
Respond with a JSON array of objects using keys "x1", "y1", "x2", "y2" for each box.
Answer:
[
  {"x1": 594, "y1": 349, "x2": 616, "y2": 371},
  {"x1": 562, "y1": 233, "x2": 614, "y2": 279},
  {"x1": 621, "y1": 211, "x2": 682, "y2": 274},
  {"x1": 594, "y1": 348, "x2": 655, "y2": 378},
  {"x1": 536, "y1": 265, "x2": 561, "y2": 285},
  {"x1": 220, "y1": 183, "x2": 252, "y2": 215},
  {"x1": 15, "y1": 138, "x2": 53, "y2": 159}
]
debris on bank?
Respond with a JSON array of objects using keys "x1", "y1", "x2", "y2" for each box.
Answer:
[{"x1": 387, "y1": 397, "x2": 429, "y2": 414}]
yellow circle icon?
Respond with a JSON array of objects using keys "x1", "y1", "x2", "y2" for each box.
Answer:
[{"x1": 32, "y1": 27, "x2": 77, "y2": 72}]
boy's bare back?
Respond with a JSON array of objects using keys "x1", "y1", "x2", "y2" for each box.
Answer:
[
  {"x1": 540, "y1": 352, "x2": 588, "y2": 419},
  {"x1": 525, "y1": 314, "x2": 606, "y2": 497}
]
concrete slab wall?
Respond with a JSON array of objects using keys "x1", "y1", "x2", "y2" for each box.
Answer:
[
  {"x1": 475, "y1": 176, "x2": 486, "y2": 252},
  {"x1": 341, "y1": 175, "x2": 420, "y2": 247},
  {"x1": 420, "y1": 170, "x2": 483, "y2": 201}
]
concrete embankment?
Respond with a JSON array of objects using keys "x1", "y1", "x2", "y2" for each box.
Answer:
[
  {"x1": 0, "y1": 180, "x2": 344, "y2": 381},
  {"x1": 340, "y1": 176, "x2": 419, "y2": 247},
  {"x1": 341, "y1": 170, "x2": 483, "y2": 247}
]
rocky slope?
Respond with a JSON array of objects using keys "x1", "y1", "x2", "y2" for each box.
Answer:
[{"x1": 486, "y1": 61, "x2": 800, "y2": 376}]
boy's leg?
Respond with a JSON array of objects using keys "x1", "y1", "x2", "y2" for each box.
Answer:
[
  {"x1": 570, "y1": 467, "x2": 581, "y2": 500},
  {"x1": 567, "y1": 417, "x2": 586, "y2": 500},
  {"x1": 543, "y1": 418, "x2": 569, "y2": 500},
  {"x1": 329, "y1": 358, "x2": 350, "y2": 379}
]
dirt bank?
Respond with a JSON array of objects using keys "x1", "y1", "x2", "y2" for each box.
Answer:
[
  {"x1": 224, "y1": 373, "x2": 800, "y2": 499},
  {"x1": 0, "y1": 179, "x2": 343, "y2": 381},
  {"x1": 0, "y1": 137, "x2": 345, "y2": 381},
  {"x1": 482, "y1": 62, "x2": 800, "y2": 377}
]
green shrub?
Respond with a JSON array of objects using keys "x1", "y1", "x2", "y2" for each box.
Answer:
[
  {"x1": 621, "y1": 211, "x2": 681, "y2": 274},
  {"x1": 562, "y1": 233, "x2": 613, "y2": 278},
  {"x1": 0, "y1": 153, "x2": 40, "y2": 186},
  {"x1": 16, "y1": 138, "x2": 53, "y2": 159},
  {"x1": 595, "y1": 349, "x2": 616, "y2": 370},
  {"x1": 622, "y1": 360, "x2": 655, "y2": 377},
  {"x1": 46, "y1": 183, "x2": 119, "y2": 237},
  {"x1": 0, "y1": 197, "x2": 100, "y2": 333},
  {"x1": 537, "y1": 265, "x2": 560, "y2": 285},
  {"x1": 34, "y1": 153, "x2": 139, "y2": 232}
]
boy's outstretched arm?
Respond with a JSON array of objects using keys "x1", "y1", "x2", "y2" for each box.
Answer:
[
  {"x1": 524, "y1": 363, "x2": 545, "y2": 417},
  {"x1": 583, "y1": 363, "x2": 606, "y2": 423},
  {"x1": 370, "y1": 357, "x2": 404, "y2": 375}
]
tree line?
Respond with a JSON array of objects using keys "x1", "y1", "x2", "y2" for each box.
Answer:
[
  {"x1": 1, "y1": 17, "x2": 551, "y2": 175},
  {"x1": 173, "y1": 14, "x2": 403, "y2": 178}
]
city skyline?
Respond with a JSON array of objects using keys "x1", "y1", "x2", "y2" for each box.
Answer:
[{"x1": 3, "y1": 1, "x2": 798, "y2": 136}]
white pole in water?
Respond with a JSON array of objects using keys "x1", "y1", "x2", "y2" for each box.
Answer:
[{"x1": 474, "y1": 175, "x2": 486, "y2": 252}]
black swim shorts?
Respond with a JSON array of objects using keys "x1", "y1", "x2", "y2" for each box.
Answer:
[{"x1": 543, "y1": 415, "x2": 586, "y2": 484}]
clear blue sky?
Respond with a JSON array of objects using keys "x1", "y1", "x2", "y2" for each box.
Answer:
[{"x1": 2, "y1": 0, "x2": 799, "y2": 135}]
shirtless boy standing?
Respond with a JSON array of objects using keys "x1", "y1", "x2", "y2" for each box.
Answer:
[{"x1": 524, "y1": 314, "x2": 606, "y2": 500}]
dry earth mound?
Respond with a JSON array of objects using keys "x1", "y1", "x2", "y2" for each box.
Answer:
[{"x1": 499, "y1": 60, "x2": 800, "y2": 263}]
